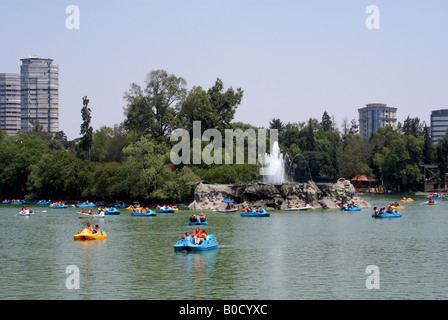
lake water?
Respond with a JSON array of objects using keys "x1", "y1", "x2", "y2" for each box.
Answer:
[{"x1": 1, "y1": 195, "x2": 447, "y2": 300}]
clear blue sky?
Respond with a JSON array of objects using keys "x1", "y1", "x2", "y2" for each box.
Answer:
[{"x1": 1, "y1": 0, "x2": 447, "y2": 139}]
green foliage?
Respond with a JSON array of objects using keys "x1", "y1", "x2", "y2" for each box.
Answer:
[{"x1": 0, "y1": 71, "x2": 440, "y2": 201}]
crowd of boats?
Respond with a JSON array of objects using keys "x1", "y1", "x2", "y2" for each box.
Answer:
[{"x1": 5, "y1": 192, "x2": 445, "y2": 250}]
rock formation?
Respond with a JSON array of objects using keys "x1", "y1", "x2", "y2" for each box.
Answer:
[{"x1": 188, "y1": 180, "x2": 371, "y2": 211}]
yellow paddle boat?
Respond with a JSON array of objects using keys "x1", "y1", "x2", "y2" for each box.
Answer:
[
  {"x1": 74, "y1": 228, "x2": 107, "y2": 240},
  {"x1": 390, "y1": 205, "x2": 405, "y2": 210},
  {"x1": 400, "y1": 198, "x2": 414, "y2": 202}
]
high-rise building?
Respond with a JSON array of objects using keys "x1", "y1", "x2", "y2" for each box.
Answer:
[
  {"x1": 430, "y1": 109, "x2": 448, "y2": 145},
  {"x1": 20, "y1": 57, "x2": 59, "y2": 133},
  {"x1": 0, "y1": 73, "x2": 21, "y2": 135},
  {"x1": 358, "y1": 103, "x2": 397, "y2": 140}
]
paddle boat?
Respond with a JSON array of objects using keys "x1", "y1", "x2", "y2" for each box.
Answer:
[
  {"x1": 188, "y1": 214, "x2": 208, "y2": 226},
  {"x1": 114, "y1": 201, "x2": 127, "y2": 208},
  {"x1": 103, "y1": 207, "x2": 120, "y2": 215},
  {"x1": 73, "y1": 228, "x2": 107, "y2": 240},
  {"x1": 19, "y1": 209, "x2": 34, "y2": 216},
  {"x1": 241, "y1": 208, "x2": 270, "y2": 217},
  {"x1": 2, "y1": 199, "x2": 11, "y2": 204},
  {"x1": 76, "y1": 201, "x2": 97, "y2": 208},
  {"x1": 156, "y1": 206, "x2": 175, "y2": 213},
  {"x1": 11, "y1": 200, "x2": 26, "y2": 205},
  {"x1": 131, "y1": 209, "x2": 156, "y2": 216},
  {"x1": 28, "y1": 200, "x2": 51, "y2": 205},
  {"x1": 371, "y1": 209, "x2": 402, "y2": 219},
  {"x1": 427, "y1": 193, "x2": 442, "y2": 200},
  {"x1": 174, "y1": 235, "x2": 218, "y2": 251},
  {"x1": 216, "y1": 208, "x2": 238, "y2": 213},
  {"x1": 400, "y1": 198, "x2": 414, "y2": 202},
  {"x1": 285, "y1": 204, "x2": 313, "y2": 211},
  {"x1": 389, "y1": 203, "x2": 405, "y2": 210},
  {"x1": 49, "y1": 202, "x2": 68, "y2": 209},
  {"x1": 77, "y1": 211, "x2": 105, "y2": 218},
  {"x1": 340, "y1": 204, "x2": 362, "y2": 212},
  {"x1": 217, "y1": 199, "x2": 237, "y2": 212},
  {"x1": 424, "y1": 200, "x2": 438, "y2": 205}
]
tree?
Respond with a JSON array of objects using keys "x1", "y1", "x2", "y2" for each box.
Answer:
[
  {"x1": 269, "y1": 118, "x2": 285, "y2": 135},
  {"x1": 422, "y1": 125, "x2": 433, "y2": 164},
  {"x1": 401, "y1": 116, "x2": 423, "y2": 138},
  {"x1": 320, "y1": 111, "x2": 333, "y2": 132},
  {"x1": 436, "y1": 129, "x2": 448, "y2": 187},
  {"x1": 80, "y1": 96, "x2": 93, "y2": 160},
  {"x1": 178, "y1": 86, "x2": 217, "y2": 135},
  {"x1": 123, "y1": 70, "x2": 187, "y2": 138},
  {"x1": 349, "y1": 119, "x2": 359, "y2": 135},
  {"x1": 207, "y1": 78, "x2": 243, "y2": 132}
]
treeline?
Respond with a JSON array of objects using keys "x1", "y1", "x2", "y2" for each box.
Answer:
[
  {"x1": 0, "y1": 70, "x2": 257, "y2": 203},
  {"x1": 1, "y1": 69, "x2": 447, "y2": 203},
  {"x1": 274, "y1": 112, "x2": 448, "y2": 190}
]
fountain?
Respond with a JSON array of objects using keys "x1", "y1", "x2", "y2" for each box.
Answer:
[{"x1": 260, "y1": 141, "x2": 286, "y2": 184}]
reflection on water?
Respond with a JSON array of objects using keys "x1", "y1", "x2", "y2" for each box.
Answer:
[{"x1": 1, "y1": 196, "x2": 448, "y2": 299}]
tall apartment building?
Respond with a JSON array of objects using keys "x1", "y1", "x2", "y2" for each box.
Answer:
[
  {"x1": 430, "y1": 109, "x2": 448, "y2": 145},
  {"x1": 358, "y1": 103, "x2": 398, "y2": 140},
  {"x1": 0, "y1": 73, "x2": 21, "y2": 135},
  {"x1": 20, "y1": 57, "x2": 59, "y2": 133}
]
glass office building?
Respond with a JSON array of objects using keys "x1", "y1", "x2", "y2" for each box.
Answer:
[
  {"x1": 20, "y1": 57, "x2": 59, "y2": 133},
  {"x1": 431, "y1": 109, "x2": 448, "y2": 145},
  {"x1": 0, "y1": 73, "x2": 21, "y2": 135},
  {"x1": 358, "y1": 103, "x2": 398, "y2": 140}
]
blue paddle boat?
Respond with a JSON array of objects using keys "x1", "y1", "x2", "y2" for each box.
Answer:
[
  {"x1": 188, "y1": 214, "x2": 208, "y2": 226},
  {"x1": 372, "y1": 210, "x2": 402, "y2": 219},
  {"x1": 76, "y1": 202, "x2": 97, "y2": 208},
  {"x1": 131, "y1": 209, "x2": 156, "y2": 216},
  {"x1": 241, "y1": 208, "x2": 270, "y2": 217},
  {"x1": 340, "y1": 204, "x2": 362, "y2": 212},
  {"x1": 35, "y1": 200, "x2": 51, "y2": 205},
  {"x1": 174, "y1": 235, "x2": 218, "y2": 251},
  {"x1": 49, "y1": 203, "x2": 68, "y2": 209},
  {"x1": 103, "y1": 208, "x2": 120, "y2": 215},
  {"x1": 156, "y1": 206, "x2": 175, "y2": 213},
  {"x1": 11, "y1": 200, "x2": 26, "y2": 205}
]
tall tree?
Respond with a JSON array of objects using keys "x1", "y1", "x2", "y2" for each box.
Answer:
[
  {"x1": 401, "y1": 116, "x2": 423, "y2": 138},
  {"x1": 123, "y1": 70, "x2": 187, "y2": 138},
  {"x1": 422, "y1": 125, "x2": 433, "y2": 164},
  {"x1": 80, "y1": 96, "x2": 93, "y2": 160},
  {"x1": 320, "y1": 111, "x2": 333, "y2": 132},
  {"x1": 206, "y1": 78, "x2": 243, "y2": 131},
  {"x1": 436, "y1": 129, "x2": 448, "y2": 187},
  {"x1": 269, "y1": 118, "x2": 285, "y2": 135}
]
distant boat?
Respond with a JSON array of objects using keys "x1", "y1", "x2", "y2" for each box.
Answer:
[{"x1": 217, "y1": 199, "x2": 237, "y2": 212}]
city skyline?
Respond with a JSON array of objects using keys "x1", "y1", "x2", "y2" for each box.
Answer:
[{"x1": 0, "y1": 1, "x2": 447, "y2": 139}]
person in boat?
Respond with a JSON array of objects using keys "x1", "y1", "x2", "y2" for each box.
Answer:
[
  {"x1": 295, "y1": 203, "x2": 299, "y2": 208},
  {"x1": 85, "y1": 222, "x2": 92, "y2": 231},
  {"x1": 183, "y1": 232, "x2": 190, "y2": 239},
  {"x1": 226, "y1": 204, "x2": 231, "y2": 210},
  {"x1": 429, "y1": 198, "x2": 435, "y2": 204},
  {"x1": 92, "y1": 224, "x2": 103, "y2": 235},
  {"x1": 194, "y1": 229, "x2": 208, "y2": 245},
  {"x1": 199, "y1": 213, "x2": 206, "y2": 221},
  {"x1": 81, "y1": 208, "x2": 85, "y2": 214},
  {"x1": 373, "y1": 207, "x2": 379, "y2": 215},
  {"x1": 190, "y1": 215, "x2": 198, "y2": 222},
  {"x1": 192, "y1": 227, "x2": 201, "y2": 237}
]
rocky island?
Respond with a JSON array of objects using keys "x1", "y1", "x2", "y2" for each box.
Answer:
[{"x1": 188, "y1": 180, "x2": 371, "y2": 211}]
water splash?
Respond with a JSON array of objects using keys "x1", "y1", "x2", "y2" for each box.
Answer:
[{"x1": 260, "y1": 141, "x2": 286, "y2": 184}]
